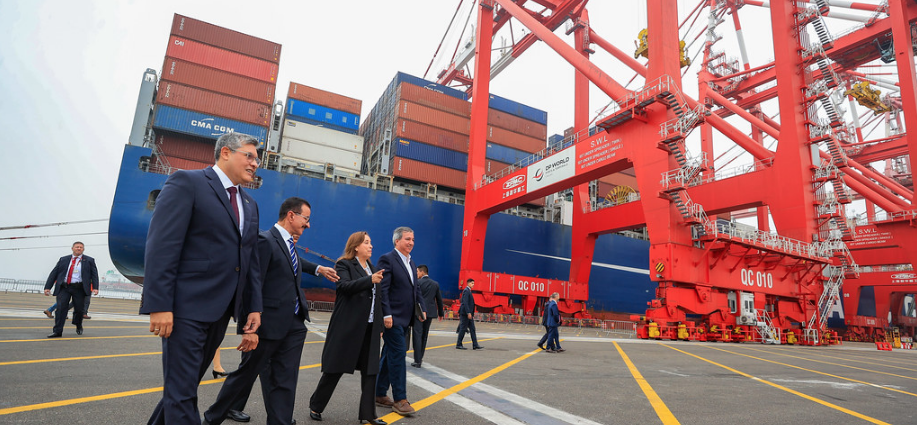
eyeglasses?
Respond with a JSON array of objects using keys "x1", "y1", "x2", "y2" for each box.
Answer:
[
  {"x1": 292, "y1": 211, "x2": 311, "y2": 223},
  {"x1": 229, "y1": 148, "x2": 262, "y2": 166}
]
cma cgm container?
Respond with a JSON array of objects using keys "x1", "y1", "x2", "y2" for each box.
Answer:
[
  {"x1": 156, "y1": 155, "x2": 212, "y2": 171},
  {"x1": 171, "y1": 14, "x2": 281, "y2": 63},
  {"x1": 288, "y1": 83, "x2": 362, "y2": 116},
  {"x1": 393, "y1": 72, "x2": 467, "y2": 101},
  {"x1": 166, "y1": 36, "x2": 278, "y2": 83},
  {"x1": 280, "y1": 138, "x2": 362, "y2": 171},
  {"x1": 282, "y1": 119, "x2": 364, "y2": 153},
  {"x1": 286, "y1": 99, "x2": 360, "y2": 133},
  {"x1": 154, "y1": 132, "x2": 216, "y2": 163},
  {"x1": 152, "y1": 105, "x2": 268, "y2": 144},
  {"x1": 157, "y1": 81, "x2": 271, "y2": 126},
  {"x1": 161, "y1": 57, "x2": 275, "y2": 105}
]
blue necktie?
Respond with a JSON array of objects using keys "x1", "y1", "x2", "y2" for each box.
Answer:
[{"x1": 289, "y1": 237, "x2": 300, "y2": 315}]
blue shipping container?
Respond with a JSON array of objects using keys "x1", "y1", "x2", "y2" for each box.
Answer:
[
  {"x1": 486, "y1": 142, "x2": 540, "y2": 165},
  {"x1": 488, "y1": 93, "x2": 548, "y2": 125},
  {"x1": 395, "y1": 72, "x2": 468, "y2": 101},
  {"x1": 285, "y1": 114, "x2": 359, "y2": 135},
  {"x1": 394, "y1": 138, "x2": 467, "y2": 171},
  {"x1": 152, "y1": 105, "x2": 268, "y2": 145},
  {"x1": 286, "y1": 99, "x2": 361, "y2": 132}
]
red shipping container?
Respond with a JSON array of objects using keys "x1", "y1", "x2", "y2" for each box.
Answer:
[
  {"x1": 161, "y1": 57, "x2": 274, "y2": 105},
  {"x1": 288, "y1": 82, "x2": 362, "y2": 116},
  {"x1": 157, "y1": 81, "x2": 272, "y2": 126},
  {"x1": 166, "y1": 36, "x2": 279, "y2": 84},
  {"x1": 487, "y1": 125, "x2": 545, "y2": 153},
  {"x1": 156, "y1": 155, "x2": 212, "y2": 171},
  {"x1": 487, "y1": 108, "x2": 547, "y2": 140},
  {"x1": 391, "y1": 157, "x2": 467, "y2": 191},
  {"x1": 171, "y1": 14, "x2": 281, "y2": 63},
  {"x1": 397, "y1": 83, "x2": 471, "y2": 117},
  {"x1": 155, "y1": 133, "x2": 216, "y2": 163},
  {"x1": 396, "y1": 101, "x2": 469, "y2": 135},
  {"x1": 395, "y1": 119, "x2": 468, "y2": 152}
]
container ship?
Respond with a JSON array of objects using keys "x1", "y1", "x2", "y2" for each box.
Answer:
[{"x1": 109, "y1": 13, "x2": 657, "y2": 317}]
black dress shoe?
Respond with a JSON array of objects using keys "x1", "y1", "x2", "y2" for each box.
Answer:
[
  {"x1": 455, "y1": 345, "x2": 467, "y2": 350},
  {"x1": 410, "y1": 362, "x2": 421, "y2": 368},
  {"x1": 291, "y1": 420, "x2": 297, "y2": 425},
  {"x1": 227, "y1": 410, "x2": 251, "y2": 422},
  {"x1": 75, "y1": 325, "x2": 83, "y2": 335},
  {"x1": 309, "y1": 410, "x2": 322, "y2": 421},
  {"x1": 212, "y1": 369, "x2": 229, "y2": 379},
  {"x1": 361, "y1": 419, "x2": 387, "y2": 425},
  {"x1": 473, "y1": 346, "x2": 484, "y2": 350},
  {"x1": 47, "y1": 332, "x2": 62, "y2": 338},
  {"x1": 537, "y1": 343, "x2": 545, "y2": 350}
]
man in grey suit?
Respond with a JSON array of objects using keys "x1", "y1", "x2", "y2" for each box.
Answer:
[
  {"x1": 203, "y1": 197, "x2": 338, "y2": 425},
  {"x1": 141, "y1": 132, "x2": 264, "y2": 425},
  {"x1": 410, "y1": 265, "x2": 443, "y2": 368},
  {"x1": 44, "y1": 241, "x2": 99, "y2": 337}
]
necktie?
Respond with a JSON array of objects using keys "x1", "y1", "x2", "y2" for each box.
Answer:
[
  {"x1": 227, "y1": 186, "x2": 240, "y2": 223},
  {"x1": 65, "y1": 257, "x2": 77, "y2": 284},
  {"x1": 289, "y1": 237, "x2": 300, "y2": 315}
]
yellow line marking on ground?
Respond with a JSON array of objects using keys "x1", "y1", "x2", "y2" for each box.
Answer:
[
  {"x1": 618, "y1": 342, "x2": 680, "y2": 424},
  {"x1": 0, "y1": 335, "x2": 160, "y2": 343},
  {"x1": 769, "y1": 346, "x2": 917, "y2": 371},
  {"x1": 663, "y1": 344, "x2": 891, "y2": 425},
  {"x1": 740, "y1": 346, "x2": 917, "y2": 381},
  {"x1": 0, "y1": 343, "x2": 320, "y2": 366},
  {"x1": 380, "y1": 340, "x2": 534, "y2": 424},
  {"x1": 705, "y1": 346, "x2": 917, "y2": 398}
]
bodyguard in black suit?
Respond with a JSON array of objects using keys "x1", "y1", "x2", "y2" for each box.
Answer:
[
  {"x1": 204, "y1": 197, "x2": 338, "y2": 425},
  {"x1": 456, "y1": 278, "x2": 482, "y2": 350},
  {"x1": 141, "y1": 133, "x2": 264, "y2": 425},
  {"x1": 309, "y1": 231, "x2": 387, "y2": 425},
  {"x1": 411, "y1": 265, "x2": 443, "y2": 367},
  {"x1": 44, "y1": 241, "x2": 99, "y2": 337}
]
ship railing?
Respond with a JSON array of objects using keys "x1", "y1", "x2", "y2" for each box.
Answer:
[
  {"x1": 0, "y1": 278, "x2": 143, "y2": 300},
  {"x1": 850, "y1": 264, "x2": 914, "y2": 274},
  {"x1": 693, "y1": 158, "x2": 774, "y2": 186},
  {"x1": 708, "y1": 220, "x2": 823, "y2": 259}
]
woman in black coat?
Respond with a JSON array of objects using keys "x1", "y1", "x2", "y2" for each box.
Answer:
[{"x1": 309, "y1": 231, "x2": 386, "y2": 425}]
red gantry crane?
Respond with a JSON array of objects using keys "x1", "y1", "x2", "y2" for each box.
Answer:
[{"x1": 436, "y1": 0, "x2": 917, "y2": 344}]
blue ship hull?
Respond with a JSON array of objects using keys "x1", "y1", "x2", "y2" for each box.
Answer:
[{"x1": 109, "y1": 145, "x2": 655, "y2": 314}]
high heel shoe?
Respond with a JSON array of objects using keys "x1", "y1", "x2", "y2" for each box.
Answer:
[{"x1": 212, "y1": 369, "x2": 229, "y2": 379}]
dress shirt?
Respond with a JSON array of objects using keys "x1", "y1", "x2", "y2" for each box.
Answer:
[
  {"x1": 213, "y1": 164, "x2": 244, "y2": 233},
  {"x1": 395, "y1": 250, "x2": 414, "y2": 285},
  {"x1": 69, "y1": 255, "x2": 83, "y2": 283},
  {"x1": 272, "y1": 224, "x2": 319, "y2": 276},
  {"x1": 359, "y1": 260, "x2": 376, "y2": 323}
]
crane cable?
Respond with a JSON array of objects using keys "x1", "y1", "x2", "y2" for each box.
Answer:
[
  {"x1": 423, "y1": 0, "x2": 466, "y2": 79},
  {"x1": 0, "y1": 218, "x2": 108, "y2": 232}
]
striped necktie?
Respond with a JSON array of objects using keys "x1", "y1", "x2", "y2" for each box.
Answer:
[{"x1": 289, "y1": 237, "x2": 300, "y2": 315}]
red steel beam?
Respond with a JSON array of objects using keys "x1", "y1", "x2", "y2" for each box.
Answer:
[{"x1": 889, "y1": 0, "x2": 917, "y2": 203}]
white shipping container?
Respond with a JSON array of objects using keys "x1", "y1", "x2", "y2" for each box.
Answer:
[
  {"x1": 282, "y1": 119, "x2": 364, "y2": 153},
  {"x1": 281, "y1": 137, "x2": 363, "y2": 171}
]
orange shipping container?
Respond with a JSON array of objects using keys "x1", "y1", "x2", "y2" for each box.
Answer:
[
  {"x1": 288, "y1": 82, "x2": 362, "y2": 116},
  {"x1": 398, "y1": 83, "x2": 471, "y2": 117},
  {"x1": 487, "y1": 125, "x2": 545, "y2": 153},
  {"x1": 166, "y1": 36, "x2": 279, "y2": 83},
  {"x1": 395, "y1": 119, "x2": 468, "y2": 152},
  {"x1": 157, "y1": 81, "x2": 272, "y2": 127},
  {"x1": 161, "y1": 57, "x2": 275, "y2": 105},
  {"x1": 487, "y1": 108, "x2": 547, "y2": 140},
  {"x1": 155, "y1": 133, "x2": 216, "y2": 163},
  {"x1": 171, "y1": 14, "x2": 281, "y2": 63},
  {"x1": 391, "y1": 157, "x2": 467, "y2": 191},
  {"x1": 157, "y1": 155, "x2": 212, "y2": 171},
  {"x1": 396, "y1": 101, "x2": 470, "y2": 135}
]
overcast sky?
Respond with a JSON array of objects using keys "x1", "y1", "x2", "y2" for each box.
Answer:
[{"x1": 2, "y1": 1, "x2": 878, "y2": 281}]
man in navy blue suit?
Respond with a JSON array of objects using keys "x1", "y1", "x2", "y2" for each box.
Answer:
[
  {"x1": 141, "y1": 132, "x2": 264, "y2": 425},
  {"x1": 43, "y1": 241, "x2": 99, "y2": 337},
  {"x1": 544, "y1": 292, "x2": 564, "y2": 353},
  {"x1": 375, "y1": 226, "x2": 425, "y2": 417},
  {"x1": 456, "y1": 278, "x2": 483, "y2": 350}
]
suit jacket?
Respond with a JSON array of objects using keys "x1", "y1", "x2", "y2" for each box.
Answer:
[
  {"x1": 458, "y1": 286, "x2": 476, "y2": 316},
  {"x1": 140, "y1": 167, "x2": 262, "y2": 323},
  {"x1": 545, "y1": 300, "x2": 560, "y2": 327},
  {"x1": 377, "y1": 249, "x2": 424, "y2": 328},
  {"x1": 417, "y1": 276, "x2": 444, "y2": 318},
  {"x1": 321, "y1": 258, "x2": 384, "y2": 374},
  {"x1": 44, "y1": 254, "x2": 99, "y2": 296},
  {"x1": 238, "y1": 226, "x2": 310, "y2": 339}
]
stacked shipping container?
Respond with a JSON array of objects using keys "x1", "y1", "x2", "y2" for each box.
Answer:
[
  {"x1": 360, "y1": 72, "x2": 548, "y2": 206},
  {"x1": 151, "y1": 14, "x2": 280, "y2": 170},
  {"x1": 281, "y1": 82, "x2": 365, "y2": 174}
]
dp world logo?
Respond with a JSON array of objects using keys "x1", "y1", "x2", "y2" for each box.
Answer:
[
  {"x1": 503, "y1": 175, "x2": 525, "y2": 190},
  {"x1": 533, "y1": 168, "x2": 544, "y2": 181},
  {"x1": 892, "y1": 273, "x2": 917, "y2": 280}
]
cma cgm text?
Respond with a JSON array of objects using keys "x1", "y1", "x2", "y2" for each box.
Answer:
[{"x1": 191, "y1": 120, "x2": 235, "y2": 133}]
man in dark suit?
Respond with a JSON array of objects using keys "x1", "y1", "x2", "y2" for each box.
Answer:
[
  {"x1": 44, "y1": 241, "x2": 99, "y2": 337},
  {"x1": 141, "y1": 132, "x2": 264, "y2": 425},
  {"x1": 375, "y1": 226, "x2": 425, "y2": 417},
  {"x1": 544, "y1": 292, "x2": 564, "y2": 353},
  {"x1": 456, "y1": 278, "x2": 483, "y2": 350},
  {"x1": 410, "y1": 265, "x2": 443, "y2": 368},
  {"x1": 203, "y1": 197, "x2": 338, "y2": 425}
]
